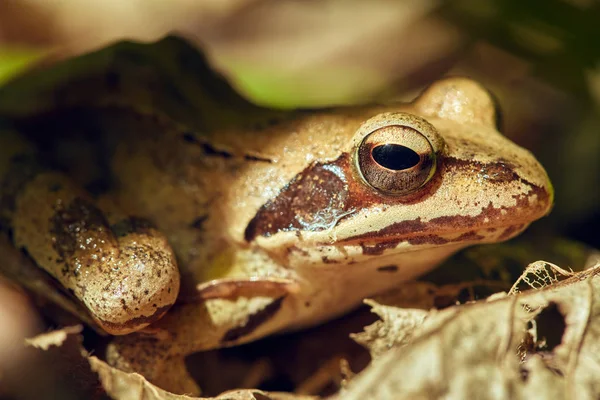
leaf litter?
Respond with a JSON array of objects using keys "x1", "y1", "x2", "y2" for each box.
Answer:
[{"x1": 20, "y1": 259, "x2": 600, "y2": 400}]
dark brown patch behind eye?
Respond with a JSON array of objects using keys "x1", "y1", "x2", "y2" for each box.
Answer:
[{"x1": 244, "y1": 162, "x2": 349, "y2": 241}]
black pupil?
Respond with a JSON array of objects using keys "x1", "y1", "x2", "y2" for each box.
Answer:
[{"x1": 371, "y1": 144, "x2": 420, "y2": 170}]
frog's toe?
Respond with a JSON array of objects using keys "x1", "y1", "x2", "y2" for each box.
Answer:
[{"x1": 193, "y1": 277, "x2": 300, "y2": 301}]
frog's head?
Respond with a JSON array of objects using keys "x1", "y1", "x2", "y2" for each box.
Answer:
[{"x1": 244, "y1": 77, "x2": 553, "y2": 270}]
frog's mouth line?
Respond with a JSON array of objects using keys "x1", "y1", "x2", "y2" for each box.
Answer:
[{"x1": 345, "y1": 223, "x2": 529, "y2": 257}]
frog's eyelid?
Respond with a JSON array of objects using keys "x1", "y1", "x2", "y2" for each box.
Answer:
[{"x1": 352, "y1": 112, "x2": 444, "y2": 157}]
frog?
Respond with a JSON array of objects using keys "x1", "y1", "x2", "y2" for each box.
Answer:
[{"x1": 0, "y1": 37, "x2": 553, "y2": 394}]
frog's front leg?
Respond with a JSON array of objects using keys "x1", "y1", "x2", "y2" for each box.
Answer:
[
  {"x1": 106, "y1": 277, "x2": 299, "y2": 394},
  {"x1": 0, "y1": 131, "x2": 180, "y2": 335}
]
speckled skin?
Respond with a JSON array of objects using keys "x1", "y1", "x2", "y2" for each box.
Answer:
[
  {"x1": 0, "y1": 40, "x2": 554, "y2": 395},
  {"x1": 0, "y1": 133, "x2": 180, "y2": 335}
]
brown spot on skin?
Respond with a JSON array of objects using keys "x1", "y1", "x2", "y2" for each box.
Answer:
[
  {"x1": 377, "y1": 265, "x2": 398, "y2": 273},
  {"x1": 50, "y1": 197, "x2": 111, "y2": 263},
  {"x1": 111, "y1": 217, "x2": 156, "y2": 237},
  {"x1": 407, "y1": 234, "x2": 449, "y2": 245},
  {"x1": 221, "y1": 296, "x2": 284, "y2": 343},
  {"x1": 361, "y1": 240, "x2": 401, "y2": 255},
  {"x1": 321, "y1": 256, "x2": 339, "y2": 264},
  {"x1": 454, "y1": 231, "x2": 485, "y2": 241},
  {"x1": 498, "y1": 224, "x2": 526, "y2": 240}
]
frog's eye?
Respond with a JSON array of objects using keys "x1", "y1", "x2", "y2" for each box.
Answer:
[{"x1": 355, "y1": 113, "x2": 443, "y2": 195}]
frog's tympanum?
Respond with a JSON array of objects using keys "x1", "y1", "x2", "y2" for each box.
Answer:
[{"x1": 0, "y1": 37, "x2": 553, "y2": 393}]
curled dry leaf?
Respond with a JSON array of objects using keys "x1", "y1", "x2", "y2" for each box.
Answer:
[
  {"x1": 509, "y1": 260, "x2": 575, "y2": 294},
  {"x1": 336, "y1": 262, "x2": 600, "y2": 400},
  {"x1": 351, "y1": 300, "x2": 428, "y2": 360}
]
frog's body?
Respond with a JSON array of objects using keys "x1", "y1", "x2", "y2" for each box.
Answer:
[{"x1": 0, "y1": 37, "x2": 552, "y2": 394}]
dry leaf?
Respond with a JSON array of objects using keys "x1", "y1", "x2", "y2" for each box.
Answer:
[
  {"x1": 24, "y1": 324, "x2": 83, "y2": 350},
  {"x1": 350, "y1": 297, "x2": 429, "y2": 360},
  {"x1": 352, "y1": 280, "x2": 510, "y2": 359},
  {"x1": 335, "y1": 262, "x2": 600, "y2": 399}
]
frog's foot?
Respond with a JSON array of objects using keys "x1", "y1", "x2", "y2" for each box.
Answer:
[
  {"x1": 0, "y1": 132, "x2": 180, "y2": 335},
  {"x1": 106, "y1": 278, "x2": 301, "y2": 394}
]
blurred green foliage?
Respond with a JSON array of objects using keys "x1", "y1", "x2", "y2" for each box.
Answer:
[
  {"x1": 443, "y1": 0, "x2": 600, "y2": 101},
  {"x1": 0, "y1": 47, "x2": 45, "y2": 87}
]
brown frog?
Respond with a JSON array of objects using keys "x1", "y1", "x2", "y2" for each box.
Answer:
[{"x1": 0, "y1": 37, "x2": 553, "y2": 393}]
